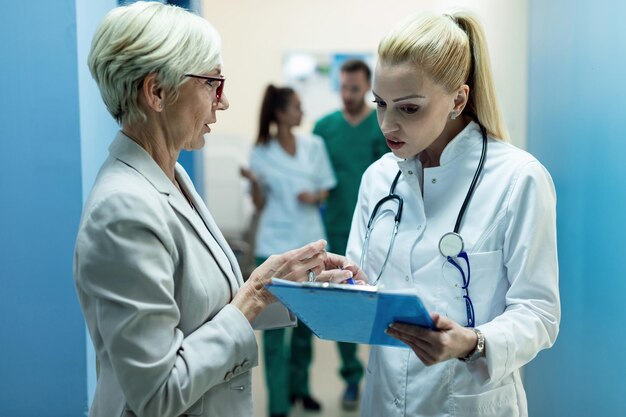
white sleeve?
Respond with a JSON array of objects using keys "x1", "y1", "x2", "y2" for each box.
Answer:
[
  {"x1": 249, "y1": 145, "x2": 270, "y2": 192},
  {"x1": 312, "y1": 136, "x2": 337, "y2": 191},
  {"x1": 249, "y1": 146, "x2": 262, "y2": 179},
  {"x1": 469, "y1": 161, "x2": 560, "y2": 383}
]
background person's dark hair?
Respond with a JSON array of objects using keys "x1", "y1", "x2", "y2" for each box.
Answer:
[
  {"x1": 257, "y1": 84, "x2": 296, "y2": 145},
  {"x1": 340, "y1": 59, "x2": 372, "y2": 82}
]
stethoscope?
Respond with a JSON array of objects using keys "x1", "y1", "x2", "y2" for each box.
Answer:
[{"x1": 359, "y1": 124, "x2": 488, "y2": 297}]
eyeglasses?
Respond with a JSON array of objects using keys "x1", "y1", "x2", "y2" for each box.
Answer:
[
  {"x1": 185, "y1": 74, "x2": 226, "y2": 101},
  {"x1": 445, "y1": 252, "x2": 475, "y2": 327}
]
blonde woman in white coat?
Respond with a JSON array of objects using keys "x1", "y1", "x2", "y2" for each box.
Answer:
[
  {"x1": 346, "y1": 11, "x2": 560, "y2": 417},
  {"x1": 74, "y1": 3, "x2": 358, "y2": 417}
]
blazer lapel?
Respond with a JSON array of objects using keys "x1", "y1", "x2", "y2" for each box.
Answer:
[
  {"x1": 174, "y1": 164, "x2": 244, "y2": 293},
  {"x1": 109, "y1": 132, "x2": 241, "y2": 295}
]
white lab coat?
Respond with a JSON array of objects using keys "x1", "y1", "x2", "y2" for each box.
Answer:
[
  {"x1": 250, "y1": 134, "x2": 336, "y2": 256},
  {"x1": 346, "y1": 122, "x2": 560, "y2": 417}
]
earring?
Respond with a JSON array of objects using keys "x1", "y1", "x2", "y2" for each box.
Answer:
[
  {"x1": 450, "y1": 112, "x2": 457, "y2": 120},
  {"x1": 158, "y1": 103, "x2": 163, "y2": 110}
]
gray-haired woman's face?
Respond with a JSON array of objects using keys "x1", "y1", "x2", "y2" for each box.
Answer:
[{"x1": 162, "y1": 68, "x2": 229, "y2": 151}]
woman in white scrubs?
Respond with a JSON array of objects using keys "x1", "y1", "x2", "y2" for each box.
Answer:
[
  {"x1": 242, "y1": 85, "x2": 338, "y2": 417},
  {"x1": 347, "y1": 11, "x2": 560, "y2": 417}
]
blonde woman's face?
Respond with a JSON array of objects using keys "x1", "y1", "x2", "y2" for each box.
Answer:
[{"x1": 373, "y1": 62, "x2": 456, "y2": 159}]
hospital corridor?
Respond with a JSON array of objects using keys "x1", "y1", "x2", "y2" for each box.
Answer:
[
  {"x1": 2, "y1": 0, "x2": 626, "y2": 416},
  {"x1": 251, "y1": 334, "x2": 369, "y2": 417}
]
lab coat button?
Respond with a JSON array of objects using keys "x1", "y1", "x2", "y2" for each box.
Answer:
[
  {"x1": 408, "y1": 170, "x2": 413, "y2": 175},
  {"x1": 432, "y1": 178, "x2": 437, "y2": 184},
  {"x1": 393, "y1": 398, "x2": 400, "y2": 406},
  {"x1": 224, "y1": 371, "x2": 234, "y2": 381},
  {"x1": 405, "y1": 276, "x2": 409, "y2": 282},
  {"x1": 233, "y1": 365, "x2": 242, "y2": 375}
]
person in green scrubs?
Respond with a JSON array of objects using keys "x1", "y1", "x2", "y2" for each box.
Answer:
[{"x1": 312, "y1": 59, "x2": 388, "y2": 410}]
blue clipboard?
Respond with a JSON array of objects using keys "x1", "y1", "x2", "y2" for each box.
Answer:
[{"x1": 267, "y1": 278, "x2": 435, "y2": 348}]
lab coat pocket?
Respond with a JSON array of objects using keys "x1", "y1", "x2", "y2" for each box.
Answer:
[
  {"x1": 469, "y1": 250, "x2": 507, "y2": 325},
  {"x1": 441, "y1": 249, "x2": 505, "y2": 326},
  {"x1": 451, "y1": 383, "x2": 519, "y2": 417}
]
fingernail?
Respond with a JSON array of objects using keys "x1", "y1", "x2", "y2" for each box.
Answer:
[{"x1": 344, "y1": 270, "x2": 353, "y2": 278}]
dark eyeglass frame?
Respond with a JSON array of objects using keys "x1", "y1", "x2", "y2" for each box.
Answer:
[
  {"x1": 185, "y1": 74, "x2": 226, "y2": 101},
  {"x1": 446, "y1": 252, "x2": 475, "y2": 328}
]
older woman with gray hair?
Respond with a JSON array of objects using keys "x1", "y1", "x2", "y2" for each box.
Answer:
[{"x1": 73, "y1": 3, "x2": 361, "y2": 417}]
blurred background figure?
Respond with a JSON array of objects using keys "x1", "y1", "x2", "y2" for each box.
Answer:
[
  {"x1": 241, "y1": 85, "x2": 337, "y2": 417},
  {"x1": 312, "y1": 59, "x2": 388, "y2": 410}
]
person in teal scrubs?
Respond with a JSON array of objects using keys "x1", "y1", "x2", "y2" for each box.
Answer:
[{"x1": 312, "y1": 59, "x2": 388, "y2": 410}]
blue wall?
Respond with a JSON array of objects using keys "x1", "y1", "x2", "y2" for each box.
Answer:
[
  {"x1": 76, "y1": 0, "x2": 119, "y2": 406},
  {"x1": 0, "y1": 1, "x2": 206, "y2": 414},
  {"x1": 0, "y1": 1, "x2": 87, "y2": 415},
  {"x1": 525, "y1": 1, "x2": 626, "y2": 415}
]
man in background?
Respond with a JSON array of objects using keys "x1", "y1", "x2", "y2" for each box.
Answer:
[{"x1": 313, "y1": 59, "x2": 388, "y2": 411}]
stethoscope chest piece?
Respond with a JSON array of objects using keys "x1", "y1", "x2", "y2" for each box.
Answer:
[{"x1": 439, "y1": 232, "x2": 464, "y2": 258}]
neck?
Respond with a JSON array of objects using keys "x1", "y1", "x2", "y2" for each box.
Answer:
[
  {"x1": 420, "y1": 117, "x2": 470, "y2": 168},
  {"x1": 276, "y1": 124, "x2": 296, "y2": 155},
  {"x1": 122, "y1": 123, "x2": 179, "y2": 181},
  {"x1": 343, "y1": 102, "x2": 369, "y2": 124}
]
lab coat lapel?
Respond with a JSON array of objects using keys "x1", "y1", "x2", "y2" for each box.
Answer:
[{"x1": 173, "y1": 165, "x2": 243, "y2": 293}]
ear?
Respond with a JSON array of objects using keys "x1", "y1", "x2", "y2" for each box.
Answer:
[
  {"x1": 140, "y1": 73, "x2": 165, "y2": 112},
  {"x1": 452, "y1": 84, "x2": 470, "y2": 115},
  {"x1": 275, "y1": 108, "x2": 287, "y2": 124}
]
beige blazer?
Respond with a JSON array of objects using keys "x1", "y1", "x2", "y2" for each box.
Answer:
[{"x1": 75, "y1": 132, "x2": 258, "y2": 417}]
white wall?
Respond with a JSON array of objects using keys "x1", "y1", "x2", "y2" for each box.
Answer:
[
  {"x1": 201, "y1": 0, "x2": 528, "y2": 237},
  {"x1": 202, "y1": 0, "x2": 528, "y2": 148}
]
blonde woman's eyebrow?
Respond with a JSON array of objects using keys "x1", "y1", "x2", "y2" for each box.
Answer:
[
  {"x1": 392, "y1": 94, "x2": 426, "y2": 102},
  {"x1": 372, "y1": 91, "x2": 426, "y2": 102}
]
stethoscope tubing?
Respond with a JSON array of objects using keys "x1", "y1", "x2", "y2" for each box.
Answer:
[
  {"x1": 453, "y1": 124, "x2": 488, "y2": 234},
  {"x1": 360, "y1": 123, "x2": 488, "y2": 284}
]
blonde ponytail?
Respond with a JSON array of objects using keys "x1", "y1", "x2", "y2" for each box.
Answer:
[
  {"x1": 450, "y1": 11, "x2": 508, "y2": 140},
  {"x1": 378, "y1": 11, "x2": 508, "y2": 140}
]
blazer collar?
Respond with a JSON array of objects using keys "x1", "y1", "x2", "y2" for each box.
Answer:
[
  {"x1": 108, "y1": 131, "x2": 176, "y2": 195},
  {"x1": 108, "y1": 132, "x2": 243, "y2": 292}
]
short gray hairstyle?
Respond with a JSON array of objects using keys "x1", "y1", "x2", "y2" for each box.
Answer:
[{"x1": 88, "y1": 1, "x2": 222, "y2": 125}]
